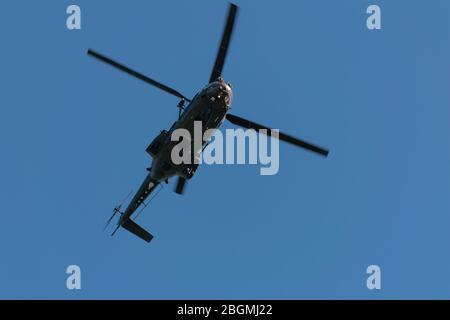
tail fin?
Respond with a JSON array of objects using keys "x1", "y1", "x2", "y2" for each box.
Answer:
[{"x1": 122, "y1": 219, "x2": 154, "y2": 243}]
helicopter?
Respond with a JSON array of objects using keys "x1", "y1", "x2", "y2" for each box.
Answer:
[{"x1": 88, "y1": 3, "x2": 329, "y2": 243}]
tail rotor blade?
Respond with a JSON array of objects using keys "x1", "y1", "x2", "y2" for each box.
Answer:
[
  {"x1": 104, "y1": 210, "x2": 119, "y2": 231},
  {"x1": 104, "y1": 189, "x2": 133, "y2": 231},
  {"x1": 111, "y1": 224, "x2": 121, "y2": 237}
]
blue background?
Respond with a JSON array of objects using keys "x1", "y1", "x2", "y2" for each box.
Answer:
[{"x1": 1, "y1": 0, "x2": 449, "y2": 299}]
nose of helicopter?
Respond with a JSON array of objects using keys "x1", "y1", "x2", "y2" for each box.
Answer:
[
  {"x1": 219, "y1": 83, "x2": 233, "y2": 106},
  {"x1": 202, "y1": 78, "x2": 233, "y2": 106},
  {"x1": 214, "y1": 78, "x2": 233, "y2": 106}
]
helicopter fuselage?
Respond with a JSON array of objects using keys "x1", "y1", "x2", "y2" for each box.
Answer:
[
  {"x1": 150, "y1": 79, "x2": 233, "y2": 181},
  {"x1": 118, "y1": 79, "x2": 233, "y2": 224}
]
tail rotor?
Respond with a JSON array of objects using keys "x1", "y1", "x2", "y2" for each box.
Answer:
[
  {"x1": 104, "y1": 190, "x2": 133, "y2": 231},
  {"x1": 104, "y1": 205, "x2": 123, "y2": 231}
]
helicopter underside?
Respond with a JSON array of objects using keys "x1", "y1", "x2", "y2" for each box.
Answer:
[
  {"x1": 149, "y1": 88, "x2": 231, "y2": 182},
  {"x1": 117, "y1": 90, "x2": 230, "y2": 224}
]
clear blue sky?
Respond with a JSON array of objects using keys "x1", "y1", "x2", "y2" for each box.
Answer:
[{"x1": 1, "y1": 0, "x2": 449, "y2": 299}]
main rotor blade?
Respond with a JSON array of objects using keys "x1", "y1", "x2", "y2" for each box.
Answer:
[
  {"x1": 87, "y1": 49, "x2": 190, "y2": 101},
  {"x1": 226, "y1": 113, "x2": 329, "y2": 157},
  {"x1": 174, "y1": 177, "x2": 187, "y2": 195},
  {"x1": 209, "y1": 3, "x2": 239, "y2": 83}
]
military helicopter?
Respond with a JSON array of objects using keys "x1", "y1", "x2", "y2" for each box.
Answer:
[{"x1": 88, "y1": 3, "x2": 329, "y2": 243}]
